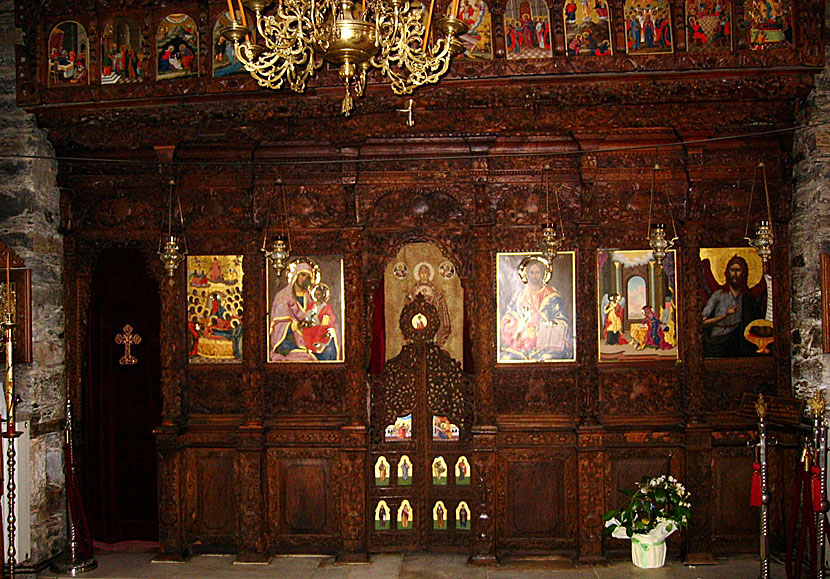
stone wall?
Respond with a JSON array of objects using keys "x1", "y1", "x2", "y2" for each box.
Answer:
[
  {"x1": 792, "y1": 9, "x2": 830, "y2": 400},
  {"x1": 0, "y1": 0, "x2": 65, "y2": 565}
]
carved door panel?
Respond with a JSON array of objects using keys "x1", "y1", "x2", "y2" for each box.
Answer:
[{"x1": 368, "y1": 296, "x2": 474, "y2": 551}]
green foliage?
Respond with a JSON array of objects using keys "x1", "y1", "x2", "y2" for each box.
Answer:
[{"x1": 604, "y1": 475, "x2": 691, "y2": 537}]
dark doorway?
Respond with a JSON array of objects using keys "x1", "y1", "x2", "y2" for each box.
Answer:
[{"x1": 82, "y1": 247, "x2": 162, "y2": 543}]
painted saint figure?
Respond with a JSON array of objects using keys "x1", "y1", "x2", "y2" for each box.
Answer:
[
  {"x1": 602, "y1": 293, "x2": 627, "y2": 345},
  {"x1": 435, "y1": 502, "x2": 446, "y2": 528},
  {"x1": 702, "y1": 254, "x2": 765, "y2": 357},
  {"x1": 500, "y1": 258, "x2": 572, "y2": 360},
  {"x1": 408, "y1": 262, "x2": 451, "y2": 346},
  {"x1": 459, "y1": 505, "x2": 469, "y2": 528},
  {"x1": 269, "y1": 260, "x2": 340, "y2": 362},
  {"x1": 398, "y1": 455, "x2": 412, "y2": 485}
]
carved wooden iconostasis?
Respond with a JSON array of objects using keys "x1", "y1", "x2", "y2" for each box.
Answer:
[{"x1": 16, "y1": 0, "x2": 824, "y2": 565}]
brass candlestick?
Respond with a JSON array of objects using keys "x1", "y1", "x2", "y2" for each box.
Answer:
[{"x1": 1, "y1": 300, "x2": 20, "y2": 578}]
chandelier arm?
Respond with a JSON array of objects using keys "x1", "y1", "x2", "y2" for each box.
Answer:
[
  {"x1": 375, "y1": 34, "x2": 453, "y2": 94},
  {"x1": 237, "y1": 8, "x2": 321, "y2": 93},
  {"x1": 354, "y1": 66, "x2": 367, "y2": 97}
]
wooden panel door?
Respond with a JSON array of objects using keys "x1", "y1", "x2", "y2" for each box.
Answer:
[{"x1": 368, "y1": 296, "x2": 474, "y2": 551}]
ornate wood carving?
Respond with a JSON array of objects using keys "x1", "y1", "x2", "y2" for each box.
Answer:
[
  {"x1": 339, "y1": 426, "x2": 367, "y2": 561},
  {"x1": 184, "y1": 448, "x2": 237, "y2": 550},
  {"x1": 599, "y1": 366, "x2": 683, "y2": 416},
  {"x1": 496, "y1": 449, "x2": 576, "y2": 550},
  {"x1": 577, "y1": 429, "x2": 609, "y2": 562},
  {"x1": 33, "y1": 0, "x2": 817, "y2": 557},
  {"x1": 236, "y1": 445, "x2": 267, "y2": 555}
]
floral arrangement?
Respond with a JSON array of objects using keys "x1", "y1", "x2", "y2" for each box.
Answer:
[{"x1": 604, "y1": 474, "x2": 691, "y2": 539}]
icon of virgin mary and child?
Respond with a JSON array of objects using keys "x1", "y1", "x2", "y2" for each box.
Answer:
[{"x1": 269, "y1": 259, "x2": 341, "y2": 362}]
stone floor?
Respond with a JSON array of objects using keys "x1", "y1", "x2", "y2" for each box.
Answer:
[{"x1": 29, "y1": 551, "x2": 786, "y2": 578}]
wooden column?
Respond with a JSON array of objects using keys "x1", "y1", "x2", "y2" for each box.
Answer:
[
  {"x1": 338, "y1": 228, "x2": 369, "y2": 562},
  {"x1": 235, "y1": 428, "x2": 268, "y2": 563},
  {"x1": 577, "y1": 429, "x2": 609, "y2": 564},
  {"x1": 470, "y1": 225, "x2": 497, "y2": 565},
  {"x1": 154, "y1": 428, "x2": 185, "y2": 561},
  {"x1": 154, "y1": 268, "x2": 186, "y2": 560},
  {"x1": 153, "y1": 146, "x2": 187, "y2": 559},
  {"x1": 684, "y1": 428, "x2": 715, "y2": 563}
]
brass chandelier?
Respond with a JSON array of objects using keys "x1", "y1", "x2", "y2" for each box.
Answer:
[{"x1": 222, "y1": 0, "x2": 467, "y2": 116}]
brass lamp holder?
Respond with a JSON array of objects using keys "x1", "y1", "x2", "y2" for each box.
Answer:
[
  {"x1": 744, "y1": 162, "x2": 775, "y2": 269},
  {"x1": 536, "y1": 166, "x2": 567, "y2": 267},
  {"x1": 645, "y1": 161, "x2": 678, "y2": 270},
  {"x1": 262, "y1": 179, "x2": 292, "y2": 278},
  {"x1": 264, "y1": 235, "x2": 291, "y2": 278},
  {"x1": 158, "y1": 178, "x2": 187, "y2": 284}
]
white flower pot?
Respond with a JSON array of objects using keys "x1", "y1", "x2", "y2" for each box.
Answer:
[
  {"x1": 630, "y1": 534, "x2": 667, "y2": 569},
  {"x1": 607, "y1": 519, "x2": 677, "y2": 569}
]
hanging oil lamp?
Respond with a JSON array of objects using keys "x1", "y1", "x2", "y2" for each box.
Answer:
[
  {"x1": 744, "y1": 162, "x2": 774, "y2": 267},
  {"x1": 263, "y1": 178, "x2": 292, "y2": 277},
  {"x1": 158, "y1": 178, "x2": 186, "y2": 283}
]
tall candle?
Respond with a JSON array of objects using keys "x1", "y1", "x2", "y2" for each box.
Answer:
[
  {"x1": 422, "y1": 0, "x2": 435, "y2": 49},
  {"x1": 227, "y1": 0, "x2": 237, "y2": 21},
  {"x1": 450, "y1": 0, "x2": 460, "y2": 18},
  {"x1": 237, "y1": 0, "x2": 248, "y2": 26}
]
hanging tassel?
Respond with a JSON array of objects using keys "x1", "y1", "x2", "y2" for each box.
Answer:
[
  {"x1": 750, "y1": 461, "x2": 763, "y2": 507},
  {"x1": 811, "y1": 464, "x2": 823, "y2": 512},
  {"x1": 341, "y1": 83, "x2": 354, "y2": 117}
]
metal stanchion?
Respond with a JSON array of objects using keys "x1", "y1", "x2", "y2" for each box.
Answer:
[
  {"x1": 49, "y1": 401, "x2": 97, "y2": 576},
  {"x1": 749, "y1": 394, "x2": 775, "y2": 579},
  {"x1": 808, "y1": 392, "x2": 828, "y2": 579}
]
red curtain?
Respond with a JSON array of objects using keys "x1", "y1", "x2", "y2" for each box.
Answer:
[
  {"x1": 82, "y1": 247, "x2": 162, "y2": 543},
  {"x1": 369, "y1": 275, "x2": 385, "y2": 374}
]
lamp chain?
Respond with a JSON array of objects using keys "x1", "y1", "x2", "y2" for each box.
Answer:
[
  {"x1": 744, "y1": 163, "x2": 759, "y2": 241},
  {"x1": 646, "y1": 159, "x2": 657, "y2": 238}
]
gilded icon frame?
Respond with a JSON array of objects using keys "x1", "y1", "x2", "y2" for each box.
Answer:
[
  {"x1": 266, "y1": 255, "x2": 345, "y2": 363},
  {"x1": 496, "y1": 251, "x2": 576, "y2": 364}
]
